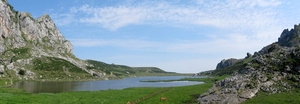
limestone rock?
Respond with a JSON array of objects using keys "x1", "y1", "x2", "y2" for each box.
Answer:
[
  {"x1": 278, "y1": 24, "x2": 300, "y2": 46},
  {"x1": 0, "y1": 0, "x2": 101, "y2": 79},
  {"x1": 216, "y1": 58, "x2": 238, "y2": 69},
  {"x1": 199, "y1": 23, "x2": 300, "y2": 103}
]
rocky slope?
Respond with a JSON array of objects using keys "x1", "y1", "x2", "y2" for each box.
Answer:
[
  {"x1": 0, "y1": 0, "x2": 97, "y2": 80},
  {"x1": 216, "y1": 58, "x2": 239, "y2": 69},
  {"x1": 198, "y1": 24, "x2": 300, "y2": 104},
  {"x1": 0, "y1": 0, "x2": 167, "y2": 81}
]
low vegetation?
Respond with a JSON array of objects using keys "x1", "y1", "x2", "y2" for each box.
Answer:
[
  {"x1": 0, "y1": 76, "x2": 225, "y2": 104},
  {"x1": 32, "y1": 56, "x2": 93, "y2": 80},
  {"x1": 200, "y1": 57, "x2": 253, "y2": 76},
  {"x1": 243, "y1": 90, "x2": 300, "y2": 104},
  {"x1": 33, "y1": 57, "x2": 84, "y2": 73},
  {"x1": 86, "y1": 60, "x2": 176, "y2": 77},
  {"x1": 216, "y1": 57, "x2": 253, "y2": 75}
]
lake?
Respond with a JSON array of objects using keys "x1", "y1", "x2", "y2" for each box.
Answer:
[{"x1": 12, "y1": 76, "x2": 204, "y2": 93}]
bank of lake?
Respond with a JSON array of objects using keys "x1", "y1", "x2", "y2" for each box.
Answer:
[
  {"x1": 2, "y1": 75, "x2": 297, "y2": 104},
  {"x1": 0, "y1": 76, "x2": 226, "y2": 104}
]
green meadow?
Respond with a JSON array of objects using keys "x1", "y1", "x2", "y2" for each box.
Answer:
[
  {"x1": 0, "y1": 77, "x2": 222, "y2": 104},
  {"x1": 243, "y1": 90, "x2": 300, "y2": 104},
  {"x1": 1, "y1": 76, "x2": 299, "y2": 104}
]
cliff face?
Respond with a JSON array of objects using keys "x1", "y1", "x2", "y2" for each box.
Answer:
[
  {"x1": 198, "y1": 24, "x2": 300, "y2": 104},
  {"x1": 0, "y1": 0, "x2": 98, "y2": 80},
  {"x1": 0, "y1": 1, "x2": 73, "y2": 54}
]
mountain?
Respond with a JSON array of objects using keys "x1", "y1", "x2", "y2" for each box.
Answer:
[
  {"x1": 197, "y1": 24, "x2": 300, "y2": 103},
  {"x1": 0, "y1": 0, "x2": 167, "y2": 81}
]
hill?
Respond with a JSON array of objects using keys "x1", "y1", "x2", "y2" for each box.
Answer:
[
  {"x1": 198, "y1": 24, "x2": 300, "y2": 103},
  {"x1": 86, "y1": 60, "x2": 172, "y2": 78}
]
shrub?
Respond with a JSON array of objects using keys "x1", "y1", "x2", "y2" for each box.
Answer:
[{"x1": 18, "y1": 69, "x2": 25, "y2": 75}]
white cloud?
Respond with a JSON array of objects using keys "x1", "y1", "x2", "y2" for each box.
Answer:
[
  {"x1": 70, "y1": 38, "x2": 160, "y2": 49},
  {"x1": 52, "y1": 0, "x2": 289, "y2": 72},
  {"x1": 76, "y1": 4, "x2": 147, "y2": 30},
  {"x1": 53, "y1": 0, "x2": 282, "y2": 31},
  {"x1": 70, "y1": 33, "x2": 270, "y2": 56},
  {"x1": 51, "y1": 13, "x2": 75, "y2": 26}
]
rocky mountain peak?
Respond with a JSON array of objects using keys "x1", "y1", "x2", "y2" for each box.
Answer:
[
  {"x1": 278, "y1": 23, "x2": 300, "y2": 46},
  {"x1": 0, "y1": 0, "x2": 86, "y2": 80},
  {"x1": 216, "y1": 58, "x2": 238, "y2": 69},
  {"x1": 37, "y1": 14, "x2": 58, "y2": 35}
]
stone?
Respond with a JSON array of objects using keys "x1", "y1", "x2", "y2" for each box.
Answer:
[
  {"x1": 278, "y1": 24, "x2": 300, "y2": 47},
  {"x1": 7, "y1": 63, "x2": 14, "y2": 70},
  {"x1": 238, "y1": 89, "x2": 258, "y2": 99},
  {"x1": 216, "y1": 58, "x2": 238, "y2": 69},
  {"x1": 198, "y1": 23, "x2": 300, "y2": 103},
  {"x1": 0, "y1": 0, "x2": 97, "y2": 80},
  {"x1": 285, "y1": 65, "x2": 291, "y2": 72}
]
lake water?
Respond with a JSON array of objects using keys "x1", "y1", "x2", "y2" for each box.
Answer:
[{"x1": 12, "y1": 76, "x2": 204, "y2": 93}]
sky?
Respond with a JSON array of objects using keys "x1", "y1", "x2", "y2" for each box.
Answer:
[{"x1": 7, "y1": 0, "x2": 300, "y2": 73}]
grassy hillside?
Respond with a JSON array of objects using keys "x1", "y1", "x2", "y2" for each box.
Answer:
[
  {"x1": 31, "y1": 56, "x2": 93, "y2": 80},
  {"x1": 86, "y1": 60, "x2": 175, "y2": 77},
  {"x1": 1, "y1": 56, "x2": 173, "y2": 81},
  {"x1": 213, "y1": 57, "x2": 253, "y2": 76},
  {"x1": 199, "y1": 57, "x2": 253, "y2": 76}
]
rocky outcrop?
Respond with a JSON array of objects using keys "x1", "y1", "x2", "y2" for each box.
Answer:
[
  {"x1": 0, "y1": 0, "x2": 166, "y2": 80},
  {"x1": 216, "y1": 58, "x2": 238, "y2": 69},
  {"x1": 198, "y1": 66, "x2": 292, "y2": 104},
  {"x1": 0, "y1": 0, "x2": 108, "y2": 80},
  {"x1": 278, "y1": 24, "x2": 300, "y2": 47},
  {"x1": 198, "y1": 24, "x2": 300, "y2": 104}
]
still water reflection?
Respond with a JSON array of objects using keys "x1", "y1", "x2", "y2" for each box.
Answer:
[{"x1": 12, "y1": 76, "x2": 204, "y2": 93}]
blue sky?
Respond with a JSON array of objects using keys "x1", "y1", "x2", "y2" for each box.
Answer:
[{"x1": 7, "y1": 0, "x2": 300, "y2": 73}]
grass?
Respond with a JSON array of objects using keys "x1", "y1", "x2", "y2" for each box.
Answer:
[
  {"x1": 0, "y1": 84, "x2": 212, "y2": 104},
  {"x1": 1, "y1": 48, "x2": 30, "y2": 62},
  {"x1": 0, "y1": 76, "x2": 226, "y2": 104},
  {"x1": 33, "y1": 57, "x2": 85, "y2": 73},
  {"x1": 86, "y1": 60, "x2": 174, "y2": 77},
  {"x1": 31, "y1": 56, "x2": 93, "y2": 80},
  {"x1": 0, "y1": 78, "x2": 13, "y2": 87},
  {"x1": 243, "y1": 90, "x2": 300, "y2": 104}
]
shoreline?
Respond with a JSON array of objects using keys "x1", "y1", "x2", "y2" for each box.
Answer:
[{"x1": 11, "y1": 72, "x2": 193, "y2": 82}]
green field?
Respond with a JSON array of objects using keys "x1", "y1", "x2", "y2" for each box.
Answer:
[
  {"x1": 0, "y1": 77, "x2": 224, "y2": 104},
  {"x1": 243, "y1": 91, "x2": 300, "y2": 104},
  {"x1": 0, "y1": 84, "x2": 209, "y2": 104},
  {"x1": 1, "y1": 76, "x2": 300, "y2": 104}
]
